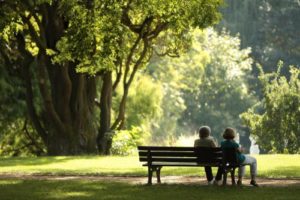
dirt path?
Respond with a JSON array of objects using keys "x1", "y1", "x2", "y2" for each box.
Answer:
[{"x1": 1, "y1": 174, "x2": 299, "y2": 187}]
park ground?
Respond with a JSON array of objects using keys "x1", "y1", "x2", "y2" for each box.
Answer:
[{"x1": 0, "y1": 154, "x2": 300, "y2": 200}]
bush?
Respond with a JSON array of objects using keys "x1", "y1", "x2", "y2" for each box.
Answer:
[{"x1": 111, "y1": 127, "x2": 147, "y2": 155}]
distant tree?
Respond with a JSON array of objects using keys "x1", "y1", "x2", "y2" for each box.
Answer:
[
  {"x1": 219, "y1": 0, "x2": 300, "y2": 75},
  {"x1": 0, "y1": 0, "x2": 223, "y2": 155},
  {"x1": 218, "y1": 0, "x2": 300, "y2": 153},
  {"x1": 241, "y1": 63, "x2": 300, "y2": 154},
  {"x1": 147, "y1": 28, "x2": 256, "y2": 148},
  {"x1": 180, "y1": 29, "x2": 256, "y2": 144}
]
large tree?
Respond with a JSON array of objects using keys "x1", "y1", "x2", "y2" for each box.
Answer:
[{"x1": 0, "y1": 0, "x2": 223, "y2": 155}]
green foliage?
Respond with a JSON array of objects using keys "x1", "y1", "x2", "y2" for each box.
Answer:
[
  {"x1": 0, "y1": 119, "x2": 46, "y2": 156},
  {"x1": 125, "y1": 75, "x2": 163, "y2": 128},
  {"x1": 147, "y1": 29, "x2": 209, "y2": 144},
  {"x1": 148, "y1": 28, "x2": 256, "y2": 143},
  {"x1": 53, "y1": 0, "x2": 224, "y2": 74},
  {"x1": 219, "y1": 0, "x2": 300, "y2": 79},
  {"x1": 241, "y1": 63, "x2": 300, "y2": 153},
  {"x1": 111, "y1": 74, "x2": 162, "y2": 154},
  {"x1": 0, "y1": 0, "x2": 224, "y2": 155},
  {"x1": 183, "y1": 28, "x2": 256, "y2": 141},
  {"x1": 111, "y1": 74, "x2": 162, "y2": 148},
  {"x1": 111, "y1": 127, "x2": 147, "y2": 156}
]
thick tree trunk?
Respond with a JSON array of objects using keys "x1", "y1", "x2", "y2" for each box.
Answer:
[
  {"x1": 37, "y1": 58, "x2": 98, "y2": 155},
  {"x1": 97, "y1": 71, "x2": 113, "y2": 155},
  {"x1": 25, "y1": 3, "x2": 99, "y2": 155}
]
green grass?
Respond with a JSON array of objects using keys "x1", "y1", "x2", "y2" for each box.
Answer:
[
  {"x1": 0, "y1": 155, "x2": 299, "y2": 200},
  {"x1": 0, "y1": 154, "x2": 299, "y2": 178},
  {"x1": 0, "y1": 179, "x2": 299, "y2": 200}
]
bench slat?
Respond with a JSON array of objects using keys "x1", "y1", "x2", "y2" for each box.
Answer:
[
  {"x1": 138, "y1": 146, "x2": 195, "y2": 151},
  {"x1": 139, "y1": 151, "x2": 222, "y2": 157},
  {"x1": 139, "y1": 157, "x2": 198, "y2": 162},
  {"x1": 138, "y1": 151, "x2": 197, "y2": 157},
  {"x1": 139, "y1": 157, "x2": 222, "y2": 163},
  {"x1": 142, "y1": 162, "x2": 221, "y2": 167},
  {"x1": 140, "y1": 158, "x2": 221, "y2": 163},
  {"x1": 138, "y1": 146, "x2": 222, "y2": 152}
]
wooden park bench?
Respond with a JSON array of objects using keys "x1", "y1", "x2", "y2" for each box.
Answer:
[{"x1": 138, "y1": 146, "x2": 241, "y2": 185}]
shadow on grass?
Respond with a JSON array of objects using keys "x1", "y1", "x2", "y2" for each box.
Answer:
[{"x1": 0, "y1": 179, "x2": 300, "y2": 200}]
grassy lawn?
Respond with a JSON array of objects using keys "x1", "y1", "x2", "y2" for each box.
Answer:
[
  {"x1": 0, "y1": 179, "x2": 299, "y2": 200},
  {"x1": 0, "y1": 154, "x2": 299, "y2": 200},
  {"x1": 0, "y1": 154, "x2": 300, "y2": 178}
]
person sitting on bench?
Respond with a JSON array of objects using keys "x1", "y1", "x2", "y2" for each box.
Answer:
[
  {"x1": 194, "y1": 126, "x2": 223, "y2": 185},
  {"x1": 221, "y1": 127, "x2": 259, "y2": 187}
]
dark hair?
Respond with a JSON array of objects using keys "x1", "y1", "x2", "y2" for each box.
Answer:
[
  {"x1": 223, "y1": 127, "x2": 236, "y2": 140},
  {"x1": 199, "y1": 126, "x2": 211, "y2": 138}
]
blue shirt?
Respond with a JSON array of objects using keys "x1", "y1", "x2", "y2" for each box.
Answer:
[{"x1": 221, "y1": 140, "x2": 245, "y2": 163}]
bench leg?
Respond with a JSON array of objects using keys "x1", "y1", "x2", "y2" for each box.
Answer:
[
  {"x1": 222, "y1": 170, "x2": 227, "y2": 186},
  {"x1": 156, "y1": 167, "x2": 162, "y2": 183},
  {"x1": 231, "y1": 168, "x2": 236, "y2": 185},
  {"x1": 148, "y1": 166, "x2": 153, "y2": 185}
]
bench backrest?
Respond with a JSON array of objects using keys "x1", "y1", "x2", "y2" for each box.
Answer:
[{"x1": 137, "y1": 146, "x2": 223, "y2": 165}]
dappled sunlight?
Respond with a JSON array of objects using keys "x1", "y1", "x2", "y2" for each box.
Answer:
[
  {"x1": 0, "y1": 156, "x2": 145, "y2": 175},
  {"x1": 0, "y1": 177, "x2": 300, "y2": 200},
  {"x1": 0, "y1": 179, "x2": 23, "y2": 185},
  {"x1": 48, "y1": 191, "x2": 92, "y2": 199}
]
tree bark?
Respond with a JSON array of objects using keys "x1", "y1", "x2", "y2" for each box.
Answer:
[
  {"x1": 97, "y1": 71, "x2": 113, "y2": 155},
  {"x1": 19, "y1": 2, "x2": 99, "y2": 155}
]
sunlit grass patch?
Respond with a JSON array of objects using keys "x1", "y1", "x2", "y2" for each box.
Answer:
[{"x1": 0, "y1": 154, "x2": 299, "y2": 178}]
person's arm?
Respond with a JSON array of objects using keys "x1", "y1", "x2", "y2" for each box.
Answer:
[
  {"x1": 236, "y1": 147, "x2": 243, "y2": 153},
  {"x1": 211, "y1": 139, "x2": 217, "y2": 148},
  {"x1": 236, "y1": 143, "x2": 243, "y2": 153}
]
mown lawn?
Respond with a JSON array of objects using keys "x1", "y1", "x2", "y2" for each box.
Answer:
[
  {"x1": 0, "y1": 154, "x2": 299, "y2": 200},
  {"x1": 0, "y1": 154, "x2": 300, "y2": 178},
  {"x1": 0, "y1": 179, "x2": 299, "y2": 200}
]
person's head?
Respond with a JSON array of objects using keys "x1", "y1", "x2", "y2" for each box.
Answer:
[
  {"x1": 223, "y1": 127, "x2": 236, "y2": 140},
  {"x1": 198, "y1": 126, "x2": 211, "y2": 139}
]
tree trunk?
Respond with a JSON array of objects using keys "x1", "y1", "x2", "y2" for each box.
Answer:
[
  {"x1": 36, "y1": 57, "x2": 98, "y2": 155},
  {"x1": 25, "y1": 3, "x2": 99, "y2": 155},
  {"x1": 97, "y1": 71, "x2": 113, "y2": 155}
]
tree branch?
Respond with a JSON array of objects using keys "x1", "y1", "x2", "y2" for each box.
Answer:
[
  {"x1": 22, "y1": 119, "x2": 45, "y2": 155},
  {"x1": 112, "y1": 61, "x2": 123, "y2": 91},
  {"x1": 148, "y1": 22, "x2": 168, "y2": 40},
  {"x1": 126, "y1": 38, "x2": 149, "y2": 87},
  {"x1": 37, "y1": 53, "x2": 65, "y2": 134},
  {"x1": 22, "y1": 58, "x2": 48, "y2": 142},
  {"x1": 123, "y1": 33, "x2": 143, "y2": 86}
]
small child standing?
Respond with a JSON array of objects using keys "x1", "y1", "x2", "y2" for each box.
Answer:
[
  {"x1": 221, "y1": 127, "x2": 259, "y2": 187},
  {"x1": 194, "y1": 126, "x2": 222, "y2": 185}
]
